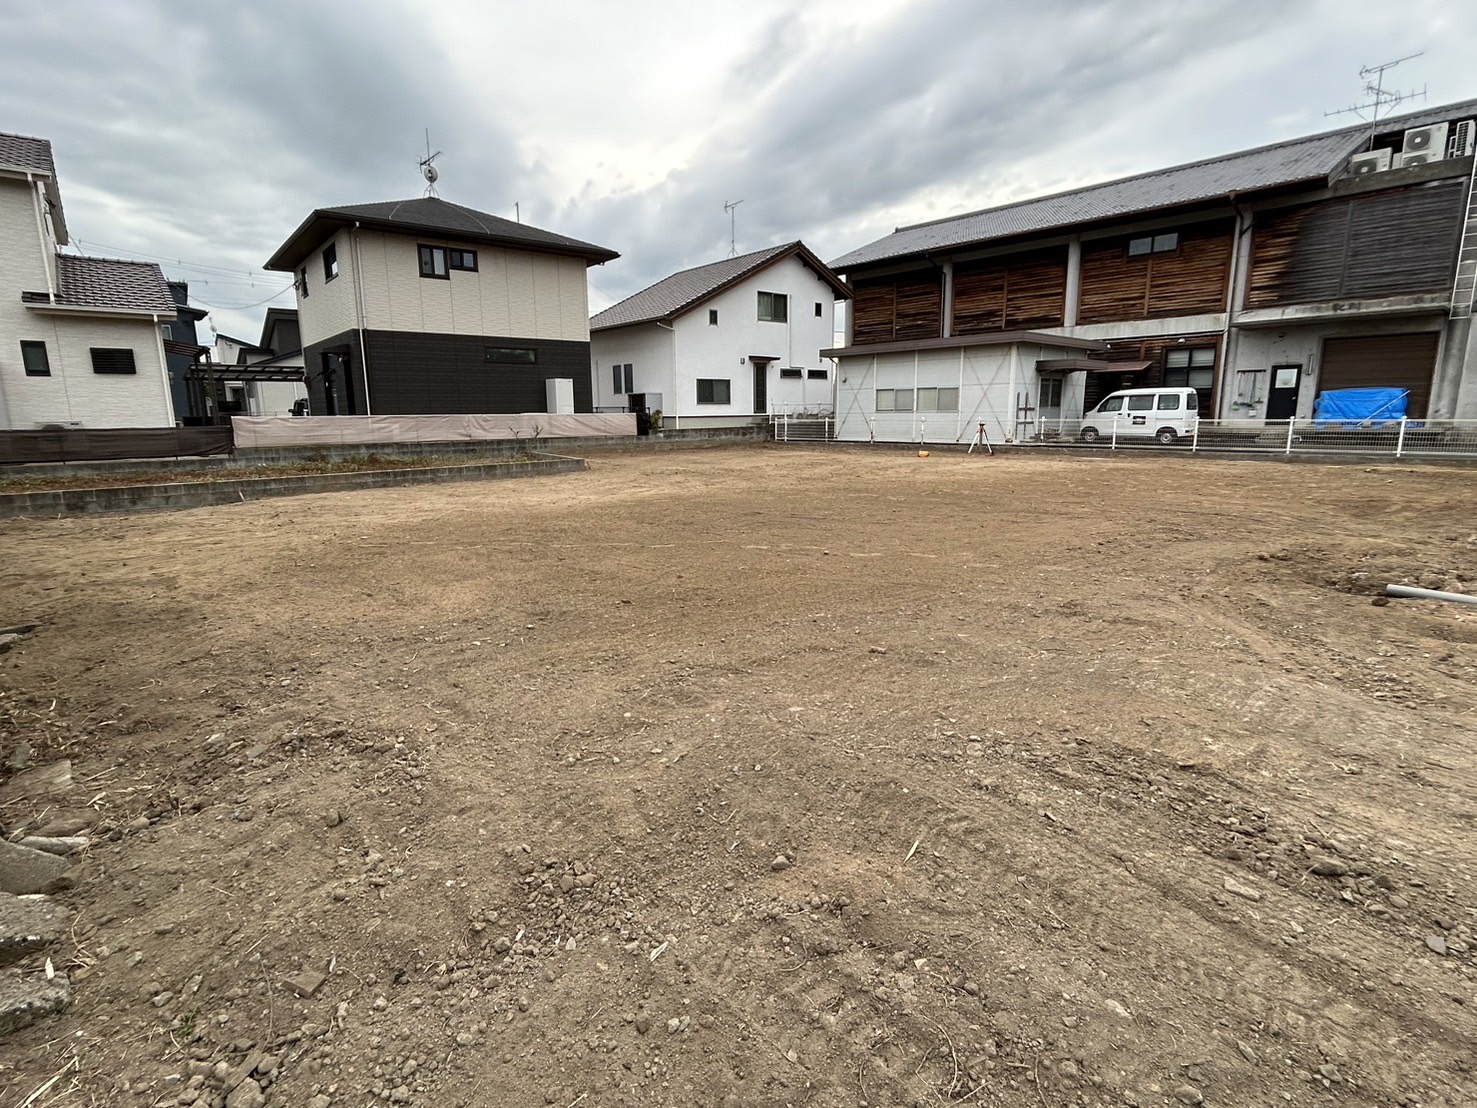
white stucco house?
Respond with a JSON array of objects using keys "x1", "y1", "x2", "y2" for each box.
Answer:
[
  {"x1": 589, "y1": 241, "x2": 851, "y2": 422},
  {"x1": 1, "y1": 131, "x2": 178, "y2": 430}
]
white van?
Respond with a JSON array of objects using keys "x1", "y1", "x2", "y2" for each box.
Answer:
[{"x1": 1079, "y1": 387, "x2": 1199, "y2": 445}]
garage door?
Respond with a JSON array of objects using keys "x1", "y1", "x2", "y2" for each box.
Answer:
[{"x1": 1318, "y1": 333, "x2": 1440, "y2": 417}]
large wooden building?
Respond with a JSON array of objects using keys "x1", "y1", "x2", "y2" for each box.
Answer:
[{"x1": 826, "y1": 99, "x2": 1477, "y2": 444}]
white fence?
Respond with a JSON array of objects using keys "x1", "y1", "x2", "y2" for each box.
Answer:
[{"x1": 1031, "y1": 417, "x2": 1477, "y2": 459}]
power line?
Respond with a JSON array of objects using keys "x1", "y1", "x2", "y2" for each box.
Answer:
[
  {"x1": 188, "y1": 285, "x2": 295, "y2": 311},
  {"x1": 69, "y1": 236, "x2": 275, "y2": 281}
]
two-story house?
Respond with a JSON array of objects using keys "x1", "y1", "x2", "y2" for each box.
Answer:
[
  {"x1": 204, "y1": 308, "x2": 307, "y2": 420},
  {"x1": 1, "y1": 131, "x2": 178, "y2": 430},
  {"x1": 826, "y1": 98, "x2": 1477, "y2": 444},
  {"x1": 589, "y1": 241, "x2": 851, "y2": 421},
  {"x1": 263, "y1": 197, "x2": 618, "y2": 416}
]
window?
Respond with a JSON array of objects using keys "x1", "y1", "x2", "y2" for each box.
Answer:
[
  {"x1": 915, "y1": 387, "x2": 960, "y2": 412},
  {"x1": 1039, "y1": 377, "x2": 1063, "y2": 409},
  {"x1": 876, "y1": 388, "x2": 914, "y2": 412},
  {"x1": 160, "y1": 323, "x2": 175, "y2": 341},
  {"x1": 757, "y1": 291, "x2": 788, "y2": 322},
  {"x1": 1156, "y1": 393, "x2": 1182, "y2": 410},
  {"x1": 485, "y1": 347, "x2": 537, "y2": 364},
  {"x1": 779, "y1": 367, "x2": 803, "y2": 379},
  {"x1": 814, "y1": 302, "x2": 823, "y2": 318},
  {"x1": 449, "y1": 249, "x2": 478, "y2": 271},
  {"x1": 418, "y1": 245, "x2": 449, "y2": 279},
  {"x1": 1127, "y1": 232, "x2": 1180, "y2": 257},
  {"x1": 1099, "y1": 396, "x2": 1125, "y2": 413},
  {"x1": 323, "y1": 243, "x2": 338, "y2": 282},
  {"x1": 90, "y1": 348, "x2": 137, "y2": 374},
  {"x1": 806, "y1": 368, "x2": 828, "y2": 380},
  {"x1": 611, "y1": 364, "x2": 633, "y2": 394},
  {"x1": 298, "y1": 267, "x2": 309, "y2": 298},
  {"x1": 1164, "y1": 347, "x2": 1215, "y2": 391},
  {"x1": 1127, "y1": 394, "x2": 1155, "y2": 411},
  {"x1": 697, "y1": 378, "x2": 731, "y2": 404},
  {"x1": 20, "y1": 340, "x2": 50, "y2": 377},
  {"x1": 709, "y1": 309, "x2": 719, "y2": 326}
]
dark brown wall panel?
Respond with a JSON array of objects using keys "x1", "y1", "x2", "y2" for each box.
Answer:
[
  {"x1": 1078, "y1": 222, "x2": 1234, "y2": 324},
  {"x1": 1319, "y1": 333, "x2": 1439, "y2": 416},
  {"x1": 1247, "y1": 181, "x2": 1464, "y2": 307},
  {"x1": 953, "y1": 249, "x2": 1067, "y2": 333},
  {"x1": 851, "y1": 274, "x2": 942, "y2": 343}
]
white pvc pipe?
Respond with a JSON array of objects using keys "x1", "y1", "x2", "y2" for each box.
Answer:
[{"x1": 1385, "y1": 584, "x2": 1477, "y2": 606}]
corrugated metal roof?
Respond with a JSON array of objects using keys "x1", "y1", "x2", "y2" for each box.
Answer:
[
  {"x1": 22, "y1": 254, "x2": 176, "y2": 313},
  {"x1": 266, "y1": 196, "x2": 618, "y2": 270},
  {"x1": 0, "y1": 131, "x2": 55, "y2": 174},
  {"x1": 830, "y1": 97, "x2": 1477, "y2": 272},
  {"x1": 591, "y1": 243, "x2": 796, "y2": 331}
]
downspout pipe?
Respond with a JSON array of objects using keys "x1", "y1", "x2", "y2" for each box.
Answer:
[
  {"x1": 28, "y1": 173, "x2": 56, "y2": 302},
  {"x1": 352, "y1": 223, "x2": 373, "y2": 415}
]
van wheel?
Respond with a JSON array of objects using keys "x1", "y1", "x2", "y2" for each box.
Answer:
[
  {"x1": 1080, "y1": 427, "x2": 1100, "y2": 444},
  {"x1": 1155, "y1": 428, "x2": 1177, "y2": 445}
]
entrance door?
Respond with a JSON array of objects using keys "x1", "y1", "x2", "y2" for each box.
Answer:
[
  {"x1": 753, "y1": 363, "x2": 768, "y2": 414},
  {"x1": 1266, "y1": 364, "x2": 1301, "y2": 420}
]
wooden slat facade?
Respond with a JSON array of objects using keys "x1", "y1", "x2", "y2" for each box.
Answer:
[
  {"x1": 952, "y1": 249, "x2": 1067, "y2": 333},
  {"x1": 851, "y1": 273, "x2": 943, "y2": 344},
  {"x1": 1246, "y1": 181, "x2": 1465, "y2": 307},
  {"x1": 1077, "y1": 221, "x2": 1235, "y2": 324}
]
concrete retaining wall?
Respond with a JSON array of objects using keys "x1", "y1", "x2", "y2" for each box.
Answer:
[{"x1": 0, "y1": 455, "x2": 587, "y2": 520}]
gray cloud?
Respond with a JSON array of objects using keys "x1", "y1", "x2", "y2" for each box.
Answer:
[{"x1": 3, "y1": 0, "x2": 1475, "y2": 340}]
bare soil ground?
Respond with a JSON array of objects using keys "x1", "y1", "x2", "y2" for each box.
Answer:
[{"x1": 1, "y1": 443, "x2": 1475, "y2": 1108}]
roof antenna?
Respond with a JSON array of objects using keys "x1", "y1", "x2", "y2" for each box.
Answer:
[
  {"x1": 1325, "y1": 53, "x2": 1427, "y2": 147},
  {"x1": 724, "y1": 199, "x2": 744, "y2": 258},
  {"x1": 419, "y1": 129, "x2": 442, "y2": 197}
]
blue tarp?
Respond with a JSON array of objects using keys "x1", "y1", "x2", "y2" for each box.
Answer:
[{"x1": 1313, "y1": 388, "x2": 1409, "y2": 426}]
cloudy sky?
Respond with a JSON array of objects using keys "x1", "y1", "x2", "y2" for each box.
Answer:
[{"x1": 4, "y1": 0, "x2": 1477, "y2": 344}]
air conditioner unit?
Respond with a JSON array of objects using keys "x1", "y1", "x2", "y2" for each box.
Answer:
[
  {"x1": 1449, "y1": 119, "x2": 1475, "y2": 158},
  {"x1": 35, "y1": 420, "x2": 83, "y2": 430},
  {"x1": 1348, "y1": 149, "x2": 1392, "y2": 175},
  {"x1": 1402, "y1": 122, "x2": 1450, "y2": 158},
  {"x1": 1397, "y1": 151, "x2": 1437, "y2": 168}
]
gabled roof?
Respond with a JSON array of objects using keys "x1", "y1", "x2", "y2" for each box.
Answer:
[
  {"x1": 0, "y1": 130, "x2": 67, "y2": 245},
  {"x1": 831, "y1": 96, "x2": 1477, "y2": 272},
  {"x1": 265, "y1": 196, "x2": 618, "y2": 271},
  {"x1": 0, "y1": 132, "x2": 54, "y2": 174},
  {"x1": 22, "y1": 254, "x2": 175, "y2": 314},
  {"x1": 590, "y1": 241, "x2": 851, "y2": 332}
]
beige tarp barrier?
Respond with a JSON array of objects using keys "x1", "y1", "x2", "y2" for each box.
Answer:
[{"x1": 231, "y1": 413, "x2": 637, "y2": 449}]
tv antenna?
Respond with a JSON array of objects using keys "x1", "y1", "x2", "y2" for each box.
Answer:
[
  {"x1": 1326, "y1": 53, "x2": 1426, "y2": 143},
  {"x1": 419, "y1": 129, "x2": 442, "y2": 197},
  {"x1": 723, "y1": 199, "x2": 744, "y2": 257}
]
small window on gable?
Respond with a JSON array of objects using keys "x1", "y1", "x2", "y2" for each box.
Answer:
[
  {"x1": 757, "y1": 291, "x2": 787, "y2": 322},
  {"x1": 419, "y1": 245, "x2": 449, "y2": 279},
  {"x1": 21, "y1": 340, "x2": 50, "y2": 377},
  {"x1": 323, "y1": 243, "x2": 338, "y2": 281},
  {"x1": 709, "y1": 309, "x2": 718, "y2": 326},
  {"x1": 90, "y1": 348, "x2": 137, "y2": 374}
]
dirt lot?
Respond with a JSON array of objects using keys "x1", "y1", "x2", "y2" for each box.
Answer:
[{"x1": 1, "y1": 443, "x2": 1474, "y2": 1108}]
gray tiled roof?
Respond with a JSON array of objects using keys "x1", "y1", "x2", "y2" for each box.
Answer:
[
  {"x1": 22, "y1": 254, "x2": 176, "y2": 313},
  {"x1": 592, "y1": 243, "x2": 796, "y2": 330},
  {"x1": 0, "y1": 131, "x2": 55, "y2": 174},
  {"x1": 831, "y1": 97, "x2": 1477, "y2": 272},
  {"x1": 265, "y1": 196, "x2": 618, "y2": 270}
]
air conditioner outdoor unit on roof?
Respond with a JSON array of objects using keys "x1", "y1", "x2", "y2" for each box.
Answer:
[
  {"x1": 1397, "y1": 151, "x2": 1438, "y2": 169},
  {"x1": 1402, "y1": 122, "x2": 1450, "y2": 158},
  {"x1": 35, "y1": 420, "x2": 83, "y2": 430},
  {"x1": 1348, "y1": 149, "x2": 1392, "y2": 175},
  {"x1": 1450, "y1": 119, "x2": 1475, "y2": 158}
]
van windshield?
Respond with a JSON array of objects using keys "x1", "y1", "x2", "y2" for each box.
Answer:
[{"x1": 1098, "y1": 397, "x2": 1124, "y2": 413}]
